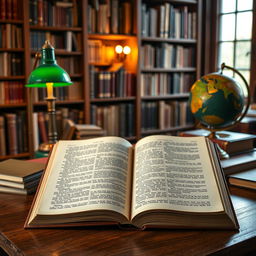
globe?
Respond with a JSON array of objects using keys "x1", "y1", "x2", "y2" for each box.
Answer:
[{"x1": 189, "y1": 73, "x2": 246, "y2": 130}]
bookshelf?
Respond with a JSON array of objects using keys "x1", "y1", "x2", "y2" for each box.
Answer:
[
  {"x1": 137, "y1": 0, "x2": 202, "y2": 138},
  {"x1": 0, "y1": 0, "x2": 202, "y2": 160}
]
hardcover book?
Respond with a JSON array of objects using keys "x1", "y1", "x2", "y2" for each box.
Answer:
[
  {"x1": 0, "y1": 159, "x2": 45, "y2": 183},
  {"x1": 228, "y1": 168, "x2": 256, "y2": 190},
  {"x1": 179, "y1": 129, "x2": 256, "y2": 155},
  {"x1": 25, "y1": 136, "x2": 238, "y2": 230},
  {"x1": 221, "y1": 149, "x2": 256, "y2": 175}
]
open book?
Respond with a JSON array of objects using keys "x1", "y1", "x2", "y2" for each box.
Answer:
[{"x1": 25, "y1": 135, "x2": 239, "y2": 230}]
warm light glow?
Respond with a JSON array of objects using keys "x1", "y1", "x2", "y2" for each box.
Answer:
[
  {"x1": 46, "y1": 82, "x2": 54, "y2": 98},
  {"x1": 115, "y1": 45, "x2": 123, "y2": 54},
  {"x1": 123, "y1": 45, "x2": 131, "y2": 55}
]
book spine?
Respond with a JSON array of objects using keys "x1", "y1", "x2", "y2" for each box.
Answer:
[
  {"x1": 0, "y1": 0, "x2": 6, "y2": 19},
  {"x1": 0, "y1": 116, "x2": 6, "y2": 156},
  {"x1": 5, "y1": 113, "x2": 18, "y2": 155},
  {"x1": 37, "y1": 0, "x2": 44, "y2": 26}
]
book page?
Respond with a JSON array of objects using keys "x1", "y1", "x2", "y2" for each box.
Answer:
[
  {"x1": 132, "y1": 135, "x2": 224, "y2": 219},
  {"x1": 36, "y1": 137, "x2": 132, "y2": 219}
]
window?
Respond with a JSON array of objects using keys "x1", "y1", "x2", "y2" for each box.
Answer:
[{"x1": 218, "y1": 0, "x2": 253, "y2": 93}]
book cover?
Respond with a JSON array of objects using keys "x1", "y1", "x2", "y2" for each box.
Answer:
[
  {"x1": 228, "y1": 168, "x2": 256, "y2": 190},
  {"x1": 0, "y1": 159, "x2": 45, "y2": 183},
  {"x1": 221, "y1": 149, "x2": 256, "y2": 175},
  {"x1": 179, "y1": 129, "x2": 256, "y2": 155}
]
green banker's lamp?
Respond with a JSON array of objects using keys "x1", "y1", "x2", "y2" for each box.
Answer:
[{"x1": 26, "y1": 40, "x2": 73, "y2": 154}]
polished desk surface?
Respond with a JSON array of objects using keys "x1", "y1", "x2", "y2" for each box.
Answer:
[{"x1": 0, "y1": 187, "x2": 256, "y2": 256}]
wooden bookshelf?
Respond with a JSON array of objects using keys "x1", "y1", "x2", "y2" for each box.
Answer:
[{"x1": 0, "y1": 0, "x2": 203, "y2": 160}]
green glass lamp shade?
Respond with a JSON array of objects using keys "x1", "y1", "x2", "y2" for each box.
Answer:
[{"x1": 26, "y1": 41, "x2": 72, "y2": 88}]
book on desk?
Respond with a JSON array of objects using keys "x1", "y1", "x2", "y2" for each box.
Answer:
[
  {"x1": 0, "y1": 159, "x2": 45, "y2": 195},
  {"x1": 228, "y1": 168, "x2": 256, "y2": 190},
  {"x1": 179, "y1": 129, "x2": 256, "y2": 155},
  {"x1": 25, "y1": 135, "x2": 238, "y2": 230}
]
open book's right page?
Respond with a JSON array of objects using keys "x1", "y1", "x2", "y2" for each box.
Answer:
[{"x1": 131, "y1": 135, "x2": 224, "y2": 219}]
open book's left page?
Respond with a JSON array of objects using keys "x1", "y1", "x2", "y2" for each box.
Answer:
[{"x1": 28, "y1": 137, "x2": 133, "y2": 225}]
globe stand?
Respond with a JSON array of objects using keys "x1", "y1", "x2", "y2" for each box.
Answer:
[
  {"x1": 192, "y1": 62, "x2": 251, "y2": 160},
  {"x1": 208, "y1": 131, "x2": 230, "y2": 159}
]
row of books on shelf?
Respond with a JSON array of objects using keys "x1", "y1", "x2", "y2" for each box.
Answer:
[
  {"x1": 141, "y1": 100, "x2": 193, "y2": 131},
  {"x1": 141, "y1": 3, "x2": 197, "y2": 39},
  {"x1": 0, "y1": 111, "x2": 28, "y2": 156},
  {"x1": 30, "y1": 31, "x2": 82, "y2": 51},
  {"x1": 88, "y1": 0, "x2": 133, "y2": 34},
  {"x1": 29, "y1": 0, "x2": 80, "y2": 27},
  {"x1": 33, "y1": 108, "x2": 84, "y2": 151},
  {"x1": 89, "y1": 65, "x2": 135, "y2": 99},
  {"x1": 0, "y1": 81, "x2": 24, "y2": 104},
  {"x1": 0, "y1": 24, "x2": 23, "y2": 48},
  {"x1": 140, "y1": 73, "x2": 195, "y2": 96},
  {"x1": 91, "y1": 103, "x2": 134, "y2": 138},
  {"x1": 141, "y1": 43, "x2": 195, "y2": 69},
  {"x1": 0, "y1": 52, "x2": 22, "y2": 76},
  {"x1": 0, "y1": 0, "x2": 21, "y2": 20},
  {"x1": 32, "y1": 82, "x2": 83, "y2": 102}
]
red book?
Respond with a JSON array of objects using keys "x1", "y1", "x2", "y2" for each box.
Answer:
[
  {"x1": 0, "y1": 0, "x2": 6, "y2": 19},
  {"x1": 12, "y1": 0, "x2": 18, "y2": 19},
  {"x1": 6, "y1": 0, "x2": 12, "y2": 20},
  {"x1": 37, "y1": 0, "x2": 44, "y2": 26},
  {"x1": 4, "y1": 82, "x2": 9, "y2": 104}
]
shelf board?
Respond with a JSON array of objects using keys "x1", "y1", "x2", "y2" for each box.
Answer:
[
  {"x1": 0, "y1": 19, "x2": 23, "y2": 24},
  {"x1": 143, "y1": 0, "x2": 197, "y2": 4},
  {"x1": 33, "y1": 100, "x2": 84, "y2": 106},
  {"x1": 141, "y1": 94, "x2": 190, "y2": 100},
  {"x1": 0, "y1": 103, "x2": 27, "y2": 108},
  {"x1": 141, "y1": 37, "x2": 197, "y2": 44},
  {"x1": 89, "y1": 62, "x2": 112, "y2": 67},
  {"x1": 142, "y1": 124, "x2": 195, "y2": 135},
  {"x1": 0, "y1": 152, "x2": 30, "y2": 161},
  {"x1": 141, "y1": 67, "x2": 196, "y2": 72},
  {"x1": 0, "y1": 48, "x2": 24, "y2": 52},
  {"x1": 0, "y1": 76, "x2": 25, "y2": 80},
  {"x1": 31, "y1": 50, "x2": 82, "y2": 56},
  {"x1": 30, "y1": 25, "x2": 82, "y2": 32},
  {"x1": 88, "y1": 33, "x2": 136, "y2": 40},
  {"x1": 91, "y1": 97, "x2": 136, "y2": 103}
]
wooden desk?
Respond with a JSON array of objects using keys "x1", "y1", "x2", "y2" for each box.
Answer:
[{"x1": 0, "y1": 187, "x2": 256, "y2": 256}]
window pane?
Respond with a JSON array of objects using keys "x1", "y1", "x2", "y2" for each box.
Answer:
[
  {"x1": 235, "y1": 41, "x2": 251, "y2": 69},
  {"x1": 237, "y1": 0, "x2": 253, "y2": 11},
  {"x1": 218, "y1": 42, "x2": 234, "y2": 67},
  {"x1": 234, "y1": 71, "x2": 250, "y2": 97},
  {"x1": 236, "y1": 12, "x2": 252, "y2": 40},
  {"x1": 221, "y1": 0, "x2": 236, "y2": 13},
  {"x1": 222, "y1": 70, "x2": 234, "y2": 78},
  {"x1": 220, "y1": 14, "x2": 235, "y2": 40}
]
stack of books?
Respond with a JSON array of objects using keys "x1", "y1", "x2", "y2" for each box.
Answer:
[
  {"x1": 179, "y1": 129, "x2": 256, "y2": 190},
  {"x1": 61, "y1": 119, "x2": 106, "y2": 140},
  {"x1": 0, "y1": 159, "x2": 45, "y2": 195}
]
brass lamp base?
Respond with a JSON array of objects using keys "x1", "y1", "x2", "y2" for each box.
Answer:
[{"x1": 38, "y1": 142, "x2": 55, "y2": 153}]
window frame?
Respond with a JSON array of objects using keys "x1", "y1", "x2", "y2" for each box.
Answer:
[{"x1": 203, "y1": 0, "x2": 256, "y2": 102}]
